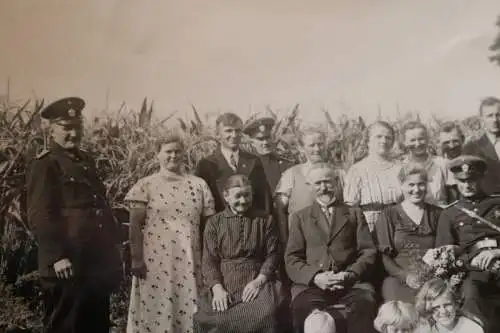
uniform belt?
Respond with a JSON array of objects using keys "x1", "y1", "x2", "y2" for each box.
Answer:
[{"x1": 471, "y1": 238, "x2": 499, "y2": 252}]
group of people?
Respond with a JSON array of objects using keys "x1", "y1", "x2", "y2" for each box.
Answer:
[{"x1": 25, "y1": 95, "x2": 500, "y2": 333}]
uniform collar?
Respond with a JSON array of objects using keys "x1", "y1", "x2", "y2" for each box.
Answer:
[
  {"x1": 50, "y1": 141, "x2": 84, "y2": 161},
  {"x1": 461, "y1": 192, "x2": 487, "y2": 203}
]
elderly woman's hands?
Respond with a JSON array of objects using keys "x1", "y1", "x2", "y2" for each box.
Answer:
[
  {"x1": 212, "y1": 284, "x2": 231, "y2": 312},
  {"x1": 242, "y1": 274, "x2": 267, "y2": 303}
]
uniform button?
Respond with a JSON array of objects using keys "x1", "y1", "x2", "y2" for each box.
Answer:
[
  {"x1": 70, "y1": 177, "x2": 75, "y2": 182},
  {"x1": 95, "y1": 209, "x2": 104, "y2": 217},
  {"x1": 473, "y1": 208, "x2": 479, "y2": 213},
  {"x1": 93, "y1": 195, "x2": 97, "y2": 199},
  {"x1": 98, "y1": 224, "x2": 103, "y2": 229}
]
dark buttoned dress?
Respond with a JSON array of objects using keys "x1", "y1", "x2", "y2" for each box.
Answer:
[
  {"x1": 26, "y1": 142, "x2": 122, "y2": 333},
  {"x1": 195, "y1": 208, "x2": 282, "y2": 333},
  {"x1": 375, "y1": 203, "x2": 441, "y2": 303},
  {"x1": 436, "y1": 194, "x2": 500, "y2": 333}
]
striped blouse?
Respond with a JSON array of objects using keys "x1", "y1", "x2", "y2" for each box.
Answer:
[{"x1": 343, "y1": 156, "x2": 403, "y2": 231}]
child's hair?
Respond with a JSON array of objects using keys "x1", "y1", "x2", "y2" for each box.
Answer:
[
  {"x1": 304, "y1": 309, "x2": 336, "y2": 333},
  {"x1": 222, "y1": 174, "x2": 252, "y2": 193},
  {"x1": 415, "y1": 278, "x2": 461, "y2": 321},
  {"x1": 373, "y1": 301, "x2": 420, "y2": 333}
]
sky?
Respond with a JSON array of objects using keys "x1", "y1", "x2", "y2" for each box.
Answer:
[{"x1": 0, "y1": 0, "x2": 499, "y2": 124}]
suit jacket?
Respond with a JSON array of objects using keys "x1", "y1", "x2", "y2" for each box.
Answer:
[
  {"x1": 285, "y1": 201, "x2": 377, "y2": 300},
  {"x1": 463, "y1": 133, "x2": 500, "y2": 194},
  {"x1": 25, "y1": 142, "x2": 122, "y2": 289},
  {"x1": 195, "y1": 147, "x2": 272, "y2": 214}
]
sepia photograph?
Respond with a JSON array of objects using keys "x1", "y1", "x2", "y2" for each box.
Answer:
[{"x1": 1, "y1": 1, "x2": 500, "y2": 332}]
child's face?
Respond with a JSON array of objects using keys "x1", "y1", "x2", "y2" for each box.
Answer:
[
  {"x1": 429, "y1": 293, "x2": 457, "y2": 329},
  {"x1": 386, "y1": 326, "x2": 413, "y2": 333},
  {"x1": 224, "y1": 185, "x2": 253, "y2": 214}
]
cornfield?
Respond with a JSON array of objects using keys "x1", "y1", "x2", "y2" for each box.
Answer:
[{"x1": 0, "y1": 95, "x2": 482, "y2": 332}]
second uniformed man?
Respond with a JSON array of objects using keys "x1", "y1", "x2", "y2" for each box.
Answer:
[
  {"x1": 435, "y1": 155, "x2": 500, "y2": 333},
  {"x1": 26, "y1": 97, "x2": 122, "y2": 333}
]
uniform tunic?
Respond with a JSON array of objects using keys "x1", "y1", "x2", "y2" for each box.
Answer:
[
  {"x1": 435, "y1": 194, "x2": 500, "y2": 333},
  {"x1": 195, "y1": 208, "x2": 282, "y2": 333},
  {"x1": 124, "y1": 173, "x2": 215, "y2": 333},
  {"x1": 25, "y1": 142, "x2": 122, "y2": 333},
  {"x1": 375, "y1": 203, "x2": 442, "y2": 302}
]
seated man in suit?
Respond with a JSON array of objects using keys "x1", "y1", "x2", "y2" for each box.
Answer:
[
  {"x1": 195, "y1": 112, "x2": 272, "y2": 215},
  {"x1": 285, "y1": 163, "x2": 378, "y2": 333},
  {"x1": 462, "y1": 96, "x2": 500, "y2": 194}
]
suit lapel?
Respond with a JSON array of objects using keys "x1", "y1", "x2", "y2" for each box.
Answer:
[
  {"x1": 211, "y1": 147, "x2": 234, "y2": 172},
  {"x1": 310, "y1": 203, "x2": 330, "y2": 242},
  {"x1": 479, "y1": 134, "x2": 499, "y2": 161},
  {"x1": 329, "y1": 205, "x2": 349, "y2": 242}
]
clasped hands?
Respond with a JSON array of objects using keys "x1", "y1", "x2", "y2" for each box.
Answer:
[
  {"x1": 212, "y1": 275, "x2": 267, "y2": 312},
  {"x1": 314, "y1": 271, "x2": 356, "y2": 291},
  {"x1": 471, "y1": 249, "x2": 500, "y2": 271}
]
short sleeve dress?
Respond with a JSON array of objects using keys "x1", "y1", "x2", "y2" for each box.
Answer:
[{"x1": 125, "y1": 173, "x2": 215, "y2": 333}]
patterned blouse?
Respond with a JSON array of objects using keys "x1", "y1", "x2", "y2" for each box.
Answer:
[{"x1": 343, "y1": 156, "x2": 403, "y2": 231}]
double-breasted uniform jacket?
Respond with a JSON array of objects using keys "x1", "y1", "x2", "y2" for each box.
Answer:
[
  {"x1": 285, "y1": 201, "x2": 377, "y2": 300},
  {"x1": 195, "y1": 147, "x2": 273, "y2": 214},
  {"x1": 435, "y1": 194, "x2": 500, "y2": 262},
  {"x1": 463, "y1": 134, "x2": 500, "y2": 195},
  {"x1": 259, "y1": 152, "x2": 295, "y2": 193},
  {"x1": 26, "y1": 142, "x2": 122, "y2": 290}
]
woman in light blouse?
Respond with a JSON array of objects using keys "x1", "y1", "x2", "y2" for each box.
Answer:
[{"x1": 343, "y1": 121, "x2": 403, "y2": 233}]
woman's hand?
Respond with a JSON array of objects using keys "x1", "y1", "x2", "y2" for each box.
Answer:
[
  {"x1": 212, "y1": 284, "x2": 231, "y2": 312},
  {"x1": 242, "y1": 275, "x2": 266, "y2": 303},
  {"x1": 131, "y1": 258, "x2": 147, "y2": 279},
  {"x1": 405, "y1": 273, "x2": 422, "y2": 290}
]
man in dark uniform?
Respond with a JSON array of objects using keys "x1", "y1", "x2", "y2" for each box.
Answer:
[
  {"x1": 243, "y1": 116, "x2": 296, "y2": 332},
  {"x1": 243, "y1": 116, "x2": 295, "y2": 243},
  {"x1": 26, "y1": 97, "x2": 122, "y2": 333},
  {"x1": 435, "y1": 155, "x2": 500, "y2": 333},
  {"x1": 243, "y1": 116, "x2": 295, "y2": 193}
]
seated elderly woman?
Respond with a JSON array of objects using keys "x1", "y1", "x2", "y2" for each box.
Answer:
[
  {"x1": 375, "y1": 164, "x2": 443, "y2": 303},
  {"x1": 194, "y1": 174, "x2": 282, "y2": 333}
]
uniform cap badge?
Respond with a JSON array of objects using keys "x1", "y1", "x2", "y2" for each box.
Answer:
[
  {"x1": 67, "y1": 109, "x2": 76, "y2": 117},
  {"x1": 461, "y1": 164, "x2": 470, "y2": 173},
  {"x1": 495, "y1": 210, "x2": 500, "y2": 219}
]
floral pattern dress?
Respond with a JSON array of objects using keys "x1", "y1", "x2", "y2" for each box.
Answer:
[{"x1": 125, "y1": 173, "x2": 215, "y2": 333}]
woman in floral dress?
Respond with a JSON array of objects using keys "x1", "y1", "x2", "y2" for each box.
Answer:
[{"x1": 125, "y1": 135, "x2": 215, "y2": 333}]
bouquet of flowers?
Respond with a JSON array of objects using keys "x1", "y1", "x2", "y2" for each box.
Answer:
[{"x1": 422, "y1": 245, "x2": 467, "y2": 288}]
